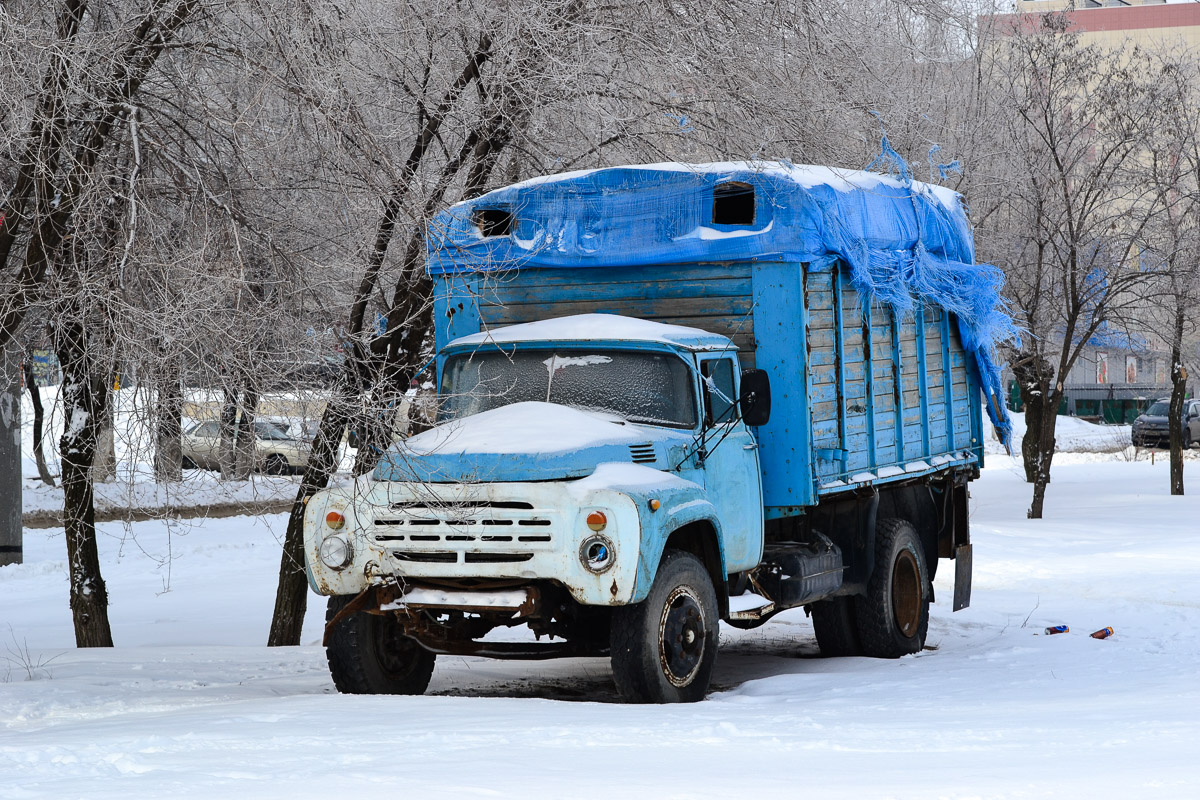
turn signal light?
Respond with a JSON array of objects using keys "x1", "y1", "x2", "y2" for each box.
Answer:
[
  {"x1": 326, "y1": 510, "x2": 346, "y2": 530},
  {"x1": 586, "y1": 511, "x2": 607, "y2": 531}
]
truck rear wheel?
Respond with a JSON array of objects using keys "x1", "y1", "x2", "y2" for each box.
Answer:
[
  {"x1": 610, "y1": 550, "x2": 718, "y2": 703},
  {"x1": 811, "y1": 596, "x2": 864, "y2": 657},
  {"x1": 855, "y1": 518, "x2": 930, "y2": 658},
  {"x1": 325, "y1": 595, "x2": 436, "y2": 695}
]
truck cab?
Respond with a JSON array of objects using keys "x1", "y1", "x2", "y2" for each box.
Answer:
[{"x1": 305, "y1": 315, "x2": 768, "y2": 701}]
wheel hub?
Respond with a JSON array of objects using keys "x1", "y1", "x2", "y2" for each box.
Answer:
[
  {"x1": 376, "y1": 618, "x2": 425, "y2": 679},
  {"x1": 891, "y1": 549, "x2": 922, "y2": 638},
  {"x1": 658, "y1": 586, "x2": 706, "y2": 687}
]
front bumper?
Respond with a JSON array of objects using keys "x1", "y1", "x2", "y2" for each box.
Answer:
[
  {"x1": 304, "y1": 480, "x2": 642, "y2": 606},
  {"x1": 1132, "y1": 429, "x2": 1168, "y2": 446}
]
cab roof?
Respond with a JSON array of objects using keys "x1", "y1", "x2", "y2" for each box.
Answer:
[{"x1": 444, "y1": 313, "x2": 735, "y2": 352}]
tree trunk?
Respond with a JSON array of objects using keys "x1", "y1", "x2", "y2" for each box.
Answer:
[
  {"x1": 55, "y1": 315, "x2": 114, "y2": 647},
  {"x1": 232, "y1": 386, "x2": 258, "y2": 480},
  {"x1": 218, "y1": 385, "x2": 238, "y2": 478},
  {"x1": 1020, "y1": 393, "x2": 1044, "y2": 484},
  {"x1": 92, "y1": 398, "x2": 117, "y2": 483},
  {"x1": 1169, "y1": 307, "x2": 1187, "y2": 496},
  {"x1": 351, "y1": 272, "x2": 433, "y2": 478},
  {"x1": 266, "y1": 380, "x2": 355, "y2": 647},
  {"x1": 1012, "y1": 355, "x2": 1053, "y2": 485},
  {"x1": 1026, "y1": 388, "x2": 1061, "y2": 520},
  {"x1": 265, "y1": 34, "x2": 496, "y2": 647},
  {"x1": 154, "y1": 359, "x2": 183, "y2": 482},
  {"x1": 23, "y1": 362, "x2": 57, "y2": 487}
]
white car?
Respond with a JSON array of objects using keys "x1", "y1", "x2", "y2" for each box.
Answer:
[{"x1": 182, "y1": 418, "x2": 314, "y2": 474}]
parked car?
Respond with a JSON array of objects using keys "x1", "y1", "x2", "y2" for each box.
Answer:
[
  {"x1": 182, "y1": 418, "x2": 314, "y2": 474},
  {"x1": 1131, "y1": 398, "x2": 1200, "y2": 449}
]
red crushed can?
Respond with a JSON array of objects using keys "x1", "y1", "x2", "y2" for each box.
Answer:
[
  {"x1": 1090, "y1": 627, "x2": 1115, "y2": 640},
  {"x1": 1044, "y1": 625, "x2": 1068, "y2": 635}
]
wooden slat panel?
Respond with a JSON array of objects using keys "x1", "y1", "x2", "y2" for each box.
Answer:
[
  {"x1": 483, "y1": 294, "x2": 752, "y2": 324},
  {"x1": 489, "y1": 275, "x2": 753, "y2": 304},
  {"x1": 480, "y1": 263, "x2": 752, "y2": 290}
]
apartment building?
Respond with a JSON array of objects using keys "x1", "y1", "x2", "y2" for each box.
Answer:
[{"x1": 1007, "y1": 0, "x2": 1200, "y2": 49}]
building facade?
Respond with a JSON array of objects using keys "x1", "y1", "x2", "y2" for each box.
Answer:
[
  {"x1": 994, "y1": 0, "x2": 1199, "y2": 422},
  {"x1": 1009, "y1": 0, "x2": 1200, "y2": 49}
]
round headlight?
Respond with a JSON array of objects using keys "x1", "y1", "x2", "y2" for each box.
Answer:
[
  {"x1": 319, "y1": 534, "x2": 353, "y2": 570},
  {"x1": 579, "y1": 533, "x2": 615, "y2": 574}
]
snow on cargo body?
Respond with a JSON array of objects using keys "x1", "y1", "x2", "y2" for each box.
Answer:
[{"x1": 303, "y1": 161, "x2": 1014, "y2": 703}]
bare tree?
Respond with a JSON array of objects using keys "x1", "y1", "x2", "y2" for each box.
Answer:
[
  {"x1": 1140, "y1": 52, "x2": 1200, "y2": 495},
  {"x1": 0, "y1": 0, "x2": 202, "y2": 646},
  {"x1": 0, "y1": 0, "x2": 1050, "y2": 645},
  {"x1": 973, "y1": 12, "x2": 1165, "y2": 518},
  {"x1": 22, "y1": 361, "x2": 56, "y2": 486}
]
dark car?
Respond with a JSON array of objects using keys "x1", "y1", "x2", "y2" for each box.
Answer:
[{"x1": 1131, "y1": 398, "x2": 1200, "y2": 449}]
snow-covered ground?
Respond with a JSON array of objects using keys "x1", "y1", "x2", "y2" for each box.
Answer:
[
  {"x1": 3, "y1": 453, "x2": 1199, "y2": 798},
  {"x1": 990, "y1": 406, "x2": 1138, "y2": 455},
  {"x1": 16, "y1": 385, "x2": 343, "y2": 517}
]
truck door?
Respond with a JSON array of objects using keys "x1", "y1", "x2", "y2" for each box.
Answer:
[{"x1": 698, "y1": 355, "x2": 764, "y2": 572}]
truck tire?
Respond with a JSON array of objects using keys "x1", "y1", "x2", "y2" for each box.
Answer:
[
  {"x1": 855, "y1": 518, "x2": 930, "y2": 658},
  {"x1": 325, "y1": 595, "x2": 436, "y2": 695},
  {"x1": 610, "y1": 550, "x2": 718, "y2": 703},
  {"x1": 810, "y1": 596, "x2": 864, "y2": 657}
]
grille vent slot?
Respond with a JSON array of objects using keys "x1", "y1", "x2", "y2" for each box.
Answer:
[
  {"x1": 629, "y1": 443, "x2": 656, "y2": 464},
  {"x1": 465, "y1": 552, "x2": 533, "y2": 564},
  {"x1": 392, "y1": 551, "x2": 457, "y2": 563},
  {"x1": 390, "y1": 501, "x2": 533, "y2": 511}
]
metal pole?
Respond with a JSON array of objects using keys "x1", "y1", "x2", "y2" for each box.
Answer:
[{"x1": 0, "y1": 343, "x2": 22, "y2": 566}]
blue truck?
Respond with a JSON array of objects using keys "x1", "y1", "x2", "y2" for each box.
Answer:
[{"x1": 305, "y1": 162, "x2": 1014, "y2": 703}]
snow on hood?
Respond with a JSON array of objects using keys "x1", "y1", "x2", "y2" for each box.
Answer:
[
  {"x1": 402, "y1": 402, "x2": 647, "y2": 455},
  {"x1": 566, "y1": 462, "x2": 700, "y2": 498},
  {"x1": 373, "y1": 402, "x2": 676, "y2": 483}
]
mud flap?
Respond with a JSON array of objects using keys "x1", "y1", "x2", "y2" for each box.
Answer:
[{"x1": 953, "y1": 543, "x2": 972, "y2": 611}]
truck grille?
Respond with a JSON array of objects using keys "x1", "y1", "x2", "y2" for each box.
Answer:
[{"x1": 373, "y1": 496, "x2": 559, "y2": 565}]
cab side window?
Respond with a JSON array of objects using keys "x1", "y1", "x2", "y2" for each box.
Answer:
[{"x1": 700, "y1": 358, "x2": 737, "y2": 426}]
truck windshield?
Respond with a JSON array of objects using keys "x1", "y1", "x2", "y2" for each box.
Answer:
[{"x1": 440, "y1": 348, "x2": 698, "y2": 428}]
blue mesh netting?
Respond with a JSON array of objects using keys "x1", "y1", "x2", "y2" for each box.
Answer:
[{"x1": 427, "y1": 161, "x2": 1016, "y2": 448}]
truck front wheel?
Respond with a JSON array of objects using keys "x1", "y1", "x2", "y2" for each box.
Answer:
[
  {"x1": 855, "y1": 518, "x2": 930, "y2": 658},
  {"x1": 325, "y1": 595, "x2": 436, "y2": 695},
  {"x1": 610, "y1": 550, "x2": 718, "y2": 703}
]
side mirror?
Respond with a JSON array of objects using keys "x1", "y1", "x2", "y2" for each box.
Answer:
[{"x1": 739, "y1": 369, "x2": 771, "y2": 427}]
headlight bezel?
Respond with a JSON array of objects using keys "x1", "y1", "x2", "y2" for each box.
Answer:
[
  {"x1": 579, "y1": 532, "x2": 616, "y2": 574},
  {"x1": 318, "y1": 533, "x2": 354, "y2": 570}
]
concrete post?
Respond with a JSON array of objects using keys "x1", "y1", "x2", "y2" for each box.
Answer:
[{"x1": 0, "y1": 344, "x2": 21, "y2": 566}]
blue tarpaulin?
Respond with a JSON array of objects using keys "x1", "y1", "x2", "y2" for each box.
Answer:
[{"x1": 426, "y1": 161, "x2": 1015, "y2": 447}]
